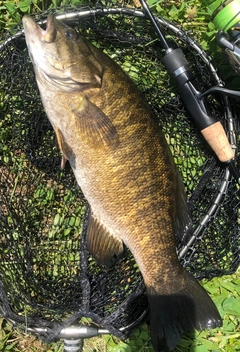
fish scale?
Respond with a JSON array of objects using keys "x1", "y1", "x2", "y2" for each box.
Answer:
[{"x1": 23, "y1": 14, "x2": 222, "y2": 351}]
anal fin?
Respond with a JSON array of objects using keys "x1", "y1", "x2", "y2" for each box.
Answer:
[{"x1": 87, "y1": 211, "x2": 124, "y2": 266}]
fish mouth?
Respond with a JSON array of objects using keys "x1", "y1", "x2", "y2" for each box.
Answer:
[{"x1": 23, "y1": 14, "x2": 57, "y2": 43}]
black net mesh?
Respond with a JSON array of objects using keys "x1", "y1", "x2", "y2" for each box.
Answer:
[{"x1": 0, "y1": 1, "x2": 239, "y2": 345}]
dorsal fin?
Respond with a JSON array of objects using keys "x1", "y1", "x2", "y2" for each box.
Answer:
[{"x1": 174, "y1": 170, "x2": 193, "y2": 244}]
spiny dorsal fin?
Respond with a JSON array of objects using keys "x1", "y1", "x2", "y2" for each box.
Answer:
[{"x1": 87, "y1": 211, "x2": 124, "y2": 266}]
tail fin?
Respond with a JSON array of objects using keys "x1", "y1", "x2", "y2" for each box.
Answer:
[{"x1": 147, "y1": 270, "x2": 222, "y2": 351}]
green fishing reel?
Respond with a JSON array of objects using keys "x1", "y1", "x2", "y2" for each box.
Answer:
[{"x1": 213, "y1": 0, "x2": 240, "y2": 74}]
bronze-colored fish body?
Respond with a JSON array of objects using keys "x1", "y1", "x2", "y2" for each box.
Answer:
[{"x1": 23, "y1": 15, "x2": 222, "y2": 351}]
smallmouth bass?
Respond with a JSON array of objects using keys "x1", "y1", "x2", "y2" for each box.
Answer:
[{"x1": 22, "y1": 14, "x2": 222, "y2": 351}]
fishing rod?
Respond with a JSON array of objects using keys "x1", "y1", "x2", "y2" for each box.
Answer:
[{"x1": 140, "y1": 0, "x2": 240, "y2": 184}]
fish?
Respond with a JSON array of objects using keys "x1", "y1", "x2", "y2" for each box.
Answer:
[{"x1": 22, "y1": 14, "x2": 222, "y2": 351}]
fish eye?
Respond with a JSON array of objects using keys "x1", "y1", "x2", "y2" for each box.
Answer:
[{"x1": 65, "y1": 28, "x2": 78, "y2": 41}]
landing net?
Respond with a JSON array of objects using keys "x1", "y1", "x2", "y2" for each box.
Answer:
[{"x1": 0, "y1": 1, "x2": 239, "y2": 344}]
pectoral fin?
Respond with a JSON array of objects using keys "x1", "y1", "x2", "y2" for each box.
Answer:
[
  {"x1": 73, "y1": 98, "x2": 119, "y2": 147},
  {"x1": 87, "y1": 211, "x2": 124, "y2": 266},
  {"x1": 55, "y1": 127, "x2": 73, "y2": 169}
]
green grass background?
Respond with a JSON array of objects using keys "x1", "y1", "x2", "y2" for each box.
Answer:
[{"x1": 0, "y1": 0, "x2": 239, "y2": 351}]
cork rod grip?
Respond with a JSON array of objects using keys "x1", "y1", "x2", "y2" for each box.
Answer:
[{"x1": 201, "y1": 121, "x2": 234, "y2": 162}]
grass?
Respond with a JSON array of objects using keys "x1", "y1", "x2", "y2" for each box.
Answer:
[{"x1": 0, "y1": 0, "x2": 239, "y2": 351}]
